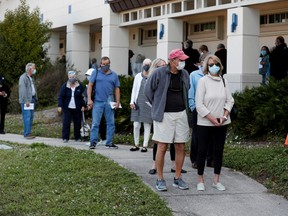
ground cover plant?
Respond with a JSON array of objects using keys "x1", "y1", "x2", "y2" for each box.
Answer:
[{"x1": 0, "y1": 142, "x2": 172, "y2": 215}]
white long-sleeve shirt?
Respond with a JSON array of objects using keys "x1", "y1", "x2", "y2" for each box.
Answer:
[
  {"x1": 195, "y1": 74, "x2": 234, "y2": 126},
  {"x1": 130, "y1": 72, "x2": 143, "y2": 104}
]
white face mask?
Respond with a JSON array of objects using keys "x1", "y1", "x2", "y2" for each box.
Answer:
[{"x1": 176, "y1": 61, "x2": 185, "y2": 70}]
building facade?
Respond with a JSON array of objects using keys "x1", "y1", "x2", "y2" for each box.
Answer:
[{"x1": 0, "y1": 0, "x2": 287, "y2": 92}]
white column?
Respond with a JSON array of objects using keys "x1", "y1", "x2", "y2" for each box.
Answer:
[
  {"x1": 226, "y1": 7, "x2": 260, "y2": 93},
  {"x1": 66, "y1": 24, "x2": 90, "y2": 80},
  {"x1": 102, "y1": 12, "x2": 129, "y2": 75},
  {"x1": 47, "y1": 32, "x2": 60, "y2": 63},
  {"x1": 157, "y1": 18, "x2": 183, "y2": 62}
]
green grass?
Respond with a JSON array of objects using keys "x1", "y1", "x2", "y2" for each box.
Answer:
[
  {"x1": 223, "y1": 144, "x2": 288, "y2": 199},
  {"x1": 0, "y1": 142, "x2": 172, "y2": 215}
]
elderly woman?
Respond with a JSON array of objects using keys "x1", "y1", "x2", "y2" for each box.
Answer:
[
  {"x1": 195, "y1": 55, "x2": 234, "y2": 191},
  {"x1": 130, "y1": 58, "x2": 152, "y2": 152},
  {"x1": 58, "y1": 71, "x2": 85, "y2": 143}
]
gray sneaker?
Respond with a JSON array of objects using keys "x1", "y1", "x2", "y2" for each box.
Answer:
[
  {"x1": 156, "y1": 179, "x2": 167, "y2": 191},
  {"x1": 173, "y1": 178, "x2": 189, "y2": 190}
]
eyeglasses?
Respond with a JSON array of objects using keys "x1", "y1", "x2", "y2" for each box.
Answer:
[{"x1": 208, "y1": 63, "x2": 220, "y2": 67}]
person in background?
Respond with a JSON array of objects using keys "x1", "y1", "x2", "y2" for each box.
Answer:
[
  {"x1": 145, "y1": 49, "x2": 190, "y2": 191},
  {"x1": 91, "y1": 58, "x2": 98, "y2": 71},
  {"x1": 0, "y1": 75, "x2": 10, "y2": 134},
  {"x1": 259, "y1": 46, "x2": 270, "y2": 85},
  {"x1": 147, "y1": 58, "x2": 187, "y2": 175},
  {"x1": 132, "y1": 54, "x2": 145, "y2": 77},
  {"x1": 188, "y1": 66, "x2": 204, "y2": 170},
  {"x1": 18, "y1": 63, "x2": 38, "y2": 139},
  {"x1": 128, "y1": 49, "x2": 134, "y2": 76},
  {"x1": 58, "y1": 71, "x2": 85, "y2": 143},
  {"x1": 198, "y1": 45, "x2": 210, "y2": 64},
  {"x1": 195, "y1": 55, "x2": 234, "y2": 191},
  {"x1": 182, "y1": 39, "x2": 200, "y2": 73},
  {"x1": 270, "y1": 36, "x2": 288, "y2": 80},
  {"x1": 130, "y1": 58, "x2": 152, "y2": 152},
  {"x1": 87, "y1": 56, "x2": 120, "y2": 149},
  {"x1": 215, "y1": 43, "x2": 227, "y2": 76}
]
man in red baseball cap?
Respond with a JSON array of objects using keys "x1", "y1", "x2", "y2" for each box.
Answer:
[{"x1": 144, "y1": 48, "x2": 190, "y2": 192}]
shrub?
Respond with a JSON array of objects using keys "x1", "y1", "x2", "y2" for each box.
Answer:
[{"x1": 231, "y1": 77, "x2": 288, "y2": 139}]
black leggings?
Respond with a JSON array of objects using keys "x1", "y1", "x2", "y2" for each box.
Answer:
[
  {"x1": 152, "y1": 142, "x2": 175, "y2": 161},
  {"x1": 197, "y1": 125, "x2": 228, "y2": 175}
]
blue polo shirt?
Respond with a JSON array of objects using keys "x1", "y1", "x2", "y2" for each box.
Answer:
[{"x1": 89, "y1": 68, "x2": 120, "y2": 102}]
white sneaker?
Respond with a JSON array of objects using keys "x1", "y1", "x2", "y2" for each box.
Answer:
[
  {"x1": 212, "y1": 182, "x2": 226, "y2": 191},
  {"x1": 97, "y1": 139, "x2": 106, "y2": 145},
  {"x1": 197, "y1": 182, "x2": 205, "y2": 191}
]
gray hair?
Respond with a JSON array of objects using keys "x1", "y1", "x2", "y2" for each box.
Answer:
[{"x1": 25, "y1": 63, "x2": 35, "y2": 73}]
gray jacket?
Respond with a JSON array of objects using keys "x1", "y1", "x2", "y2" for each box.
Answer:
[
  {"x1": 144, "y1": 65, "x2": 190, "y2": 122},
  {"x1": 19, "y1": 72, "x2": 37, "y2": 104}
]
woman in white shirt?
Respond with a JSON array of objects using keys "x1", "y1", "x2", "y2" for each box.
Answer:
[{"x1": 195, "y1": 55, "x2": 234, "y2": 191}]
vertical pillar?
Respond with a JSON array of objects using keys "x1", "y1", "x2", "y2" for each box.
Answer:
[
  {"x1": 157, "y1": 18, "x2": 183, "y2": 62},
  {"x1": 102, "y1": 12, "x2": 129, "y2": 75},
  {"x1": 47, "y1": 32, "x2": 60, "y2": 63},
  {"x1": 226, "y1": 7, "x2": 260, "y2": 92},
  {"x1": 66, "y1": 24, "x2": 90, "y2": 79}
]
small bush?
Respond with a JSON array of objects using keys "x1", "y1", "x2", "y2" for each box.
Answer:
[{"x1": 232, "y1": 77, "x2": 288, "y2": 139}]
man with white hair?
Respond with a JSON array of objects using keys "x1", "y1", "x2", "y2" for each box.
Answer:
[{"x1": 18, "y1": 63, "x2": 37, "y2": 139}]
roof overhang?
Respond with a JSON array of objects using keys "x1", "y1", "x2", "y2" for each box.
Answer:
[{"x1": 108, "y1": 0, "x2": 168, "y2": 13}]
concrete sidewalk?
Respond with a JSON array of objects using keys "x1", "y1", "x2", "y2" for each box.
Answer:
[{"x1": 1, "y1": 133, "x2": 288, "y2": 216}]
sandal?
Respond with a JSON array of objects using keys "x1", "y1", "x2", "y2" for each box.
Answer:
[
  {"x1": 130, "y1": 146, "x2": 140, "y2": 151},
  {"x1": 141, "y1": 147, "x2": 147, "y2": 152}
]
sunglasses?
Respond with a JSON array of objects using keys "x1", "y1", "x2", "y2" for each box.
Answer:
[{"x1": 208, "y1": 63, "x2": 220, "y2": 67}]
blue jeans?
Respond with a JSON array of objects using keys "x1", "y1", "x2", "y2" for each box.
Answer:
[
  {"x1": 90, "y1": 101, "x2": 115, "y2": 146},
  {"x1": 21, "y1": 97, "x2": 36, "y2": 137}
]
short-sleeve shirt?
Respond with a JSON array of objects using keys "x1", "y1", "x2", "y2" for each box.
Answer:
[{"x1": 89, "y1": 68, "x2": 120, "y2": 102}]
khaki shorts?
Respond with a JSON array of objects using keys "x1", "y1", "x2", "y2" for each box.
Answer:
[{"x1": 152, "y1": 110, "x2": 190, "y2": 143}]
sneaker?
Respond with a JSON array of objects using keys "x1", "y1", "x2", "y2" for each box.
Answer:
[
  {"x1": 148, "y1": 169, "x2": 157, "y2": 175},
  {"x1": 75, "y1": 139, "x2": 81, "y2": 142},
  {"x1": 63, "y1": 139, "x2": 68, "y2": 143},
  {"x1": 156, "y1": 179, "x2": 167, "y2": 191},
  {"x1": 25, "y1": 134, "x2": 35, "y2": 139},
  {"x1": 105, "y1": 144, "x2": 118, "y2": 149},
  {"x1": 212, "y1": 182, "x2": 226, "y2": 191},
  {"x1": 192, "y1": 162, "x2": 198, "y2": 169},
  {"x1": 140, "y1": 147, "x2": 147, "y2": 152},
  {"x1": 89, "y1": 142, "x2": 96, "y2": 149},
  {"x1": 173, "y1": 178, "x2": 189, "y2": 190},
  {"x1": 197, "y1": 182, "x2": 205, "y2": 191},
  {"x1": 97, "y1": 139, "x2": 106, "y2": 145}
]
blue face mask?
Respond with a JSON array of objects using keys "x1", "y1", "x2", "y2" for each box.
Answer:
[
  {"x1": 32, "y1": 69, "x2": 37, "y2": 75},
  {"x1": 261, "y1": 50, "x2": 267, "y2": 56},
  {"x1": 209, "y1": 64, "x2": 220, "y2": 75},
  {"x1": 69, "y1": 78, "x2": 77, "y2": 84},
  {"x1": 101, "y1": 65, "x2": 110, "y2": 72},
  {"x1": 143, "y1": 65, "x2": 150, "y2": 71}
]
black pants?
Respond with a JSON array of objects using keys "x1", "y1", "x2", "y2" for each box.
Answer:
[
  {"x1": 197, "y1": 125, "x2": 228, "y2": 175},
  {"x1": 62, "y1": 108, "x2": 82, "y2": 140},
  {"x1": 152, "y1": 142, "x2": 175, "y2": 161},
  {"x1": 190, "y1": 110, "x2": 213, "y2": 164},
  {"x1": 0, "y1": 101, "x2": 7, "y2": 132}
]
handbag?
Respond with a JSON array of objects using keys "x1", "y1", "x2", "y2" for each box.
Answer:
[{"x1": 221, "y1": 77, "x2": 237, "y2": 121}]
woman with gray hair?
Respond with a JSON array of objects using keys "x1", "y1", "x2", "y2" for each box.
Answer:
[
  {"x1": 58, "y1": 71, "x2": 85, "y2": 143},
  {"x1": 195, "y1": 55, "x2": 234, "y2": 191}
]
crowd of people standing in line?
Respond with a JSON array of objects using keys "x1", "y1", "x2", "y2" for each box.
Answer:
[{"x1": 0, "y1": 35, "x2": 286, "y2": 193}]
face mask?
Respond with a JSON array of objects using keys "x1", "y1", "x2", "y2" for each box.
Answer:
[
  {"x1": 200, "y1": 52, "x2": 204, "y2": 56},
  {"x1": 101, "y1": 65, "x2": 110, "y2": 72},
  {"x1": 143, "y1": 65, "x2": 150, "y2": 71},
  {"x1": 176, "y1": 61, "x2": 185, "y2": 70},
  {"x1": 32, "y1": 69, "x2": 37, "y2": 75},
  {"x1": 69, "y1": 78, "x2": 77, "y2": 84},
  {"x1": 209, "y1": 64, "x2": 220, "y2": 75},
  {"x1": 261, "y1": 50, "x2": 267, "y2": 56}
]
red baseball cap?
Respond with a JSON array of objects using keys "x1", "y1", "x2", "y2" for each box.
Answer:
[{"x1": 169, "y1": 49, "x2": 189, "y2": 60}]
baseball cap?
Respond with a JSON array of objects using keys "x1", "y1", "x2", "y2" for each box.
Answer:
[
  {"x1": 169, "y1": 49, "x2": 189, "y2": 60},
  {"x1": 85, "y1": 68, "x2": 94, "y2": 76}
]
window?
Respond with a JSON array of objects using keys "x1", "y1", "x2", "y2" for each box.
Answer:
[
  {"x1": 193, "y1": 22, "x2": 216, "y2": 33},
  {"x1": 139, "y1": 27, "x2": 157, "y2": 46},
  {"x1": 260, "y1": 12, "x2": 288, "y2": 25}
]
